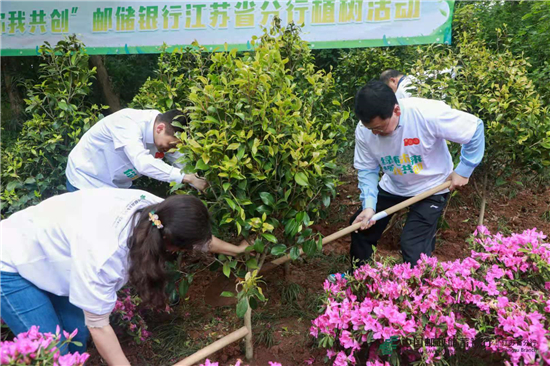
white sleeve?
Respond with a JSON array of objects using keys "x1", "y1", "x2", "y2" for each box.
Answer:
[
  {"x1": 353, "y1": 124, "x2": 379, "y2": 171},
  {"x1": 123, "y1": 142, "x2": 185, "y2": 183},
  {"x1": 164, "y1": 150, "x2": 185, "y2": 170},
  {"x1": 423, "y1": 100, "x2": 478, "y2": 144},
  {"x1": 109, "y1": 116, "x2": 185, "y2": 184}
]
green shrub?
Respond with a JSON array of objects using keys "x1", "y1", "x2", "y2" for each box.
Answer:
[
  {"x1": 176, "y1": 22, "x2": 349, "y2": 277},
  {"x1": 1, "y1": 35, "x2": 106, "y2": 216}
]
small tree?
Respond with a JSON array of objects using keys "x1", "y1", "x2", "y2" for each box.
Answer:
[
  {"x1": 1, "y1": 35, "x2": 106, "y2": 216},
  {"x1": 176, "y1": 22, "x2": 349, "y2": 298}
]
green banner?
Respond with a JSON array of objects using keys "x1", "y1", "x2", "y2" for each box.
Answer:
[{"x1": 1, "y1": 1, "x2": 455, "y2": 56}]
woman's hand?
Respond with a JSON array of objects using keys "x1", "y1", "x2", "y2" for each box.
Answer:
[{"x1": 236, "y1": 239, "x2": 252, "y2": 254}]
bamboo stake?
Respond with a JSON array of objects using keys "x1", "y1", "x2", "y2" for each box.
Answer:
[
  {"x1": 173, "y1": 327, "x2": 249, "y2": 366},
  {"x1": 264, "y1": 181, "x2": 452, "y2": 270},
  {"x1": 244, "y1": 306, "x2": 253, "y2": 360}
]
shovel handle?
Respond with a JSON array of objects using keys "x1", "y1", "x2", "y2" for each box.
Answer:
[{"x1": 264, "y1": 181, "x2": 451, "y2": 270}]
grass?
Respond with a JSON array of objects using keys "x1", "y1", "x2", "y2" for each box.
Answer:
[
  {"x1": 280, "y1": 282, "x2": 304, "y2": 305},
  {"x1": 255, "y1": 322, "x2": 276, "y2": 348}
]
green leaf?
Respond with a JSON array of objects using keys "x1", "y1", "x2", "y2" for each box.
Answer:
[
  {"x1": 294, "y1": 172, "x2": 309, "y2": 186},
  {"x1": 262, "y1": 233, "x2": 277, "y2": 243},
  {"x1": 24, "y1": 178, "x2": 36, "y2": 185},
  {"x1": 249, "y1": 296, "x2": 258, "y2": 310},
  {"x1": 303, "y1": 239, "x2": 316, "y2": 257},
  {"x1": 260, "y1": 192, "x2": 275, "y2": 206},
  {"x1": 223, "y1": 182, "x2": 231, "y2": 191},
  {"x1": 179, "y1": 279, "x2": 190, "y2": 298},
  {"x1": 322, "y1": 195, "x2": 331, "y2": 207},
  {"x1": 223, "y1": 262, "x2": 231, "y2": 278},
  {"x1": 6, "y1": 180, "x2": 19, "y2": 191},
  {"x1": 224, "y1": 197, "x2": 237, "y2": 210},
  {"x1": 256, "y1": 205, "x2": 272, "y2": 215},
  {"x1": 221, "y1": 291, "x2": 235, "y2": 297},
  {"x1": 195, "y1": 159, "x2": 209, "y2": 170},
  {"x1": 290, "y1": 247, "x2": 301, "y2": 260},
  {"x1": 246, "y1": 258, "x2": 259, "y2": 269},
  {"x1": 270, "y1": 244, "x2": 287, "y2": 256},
  {"x1": 253, "y1": 239, "x2": 265, "y2": 253},
  {"x1": 236, "y1": 297, "x2": 248, "y2": 318},
  {"x1": 227, "y1": 143, "x2": 240, "y2": 150},
  {"x1": 285, "y1": 219, "x2": 298, "y2": 237}
]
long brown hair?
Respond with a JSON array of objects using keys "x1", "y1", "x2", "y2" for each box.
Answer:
[{"x1": 127, "y1": 195, "x2": 212, "y2": 307}]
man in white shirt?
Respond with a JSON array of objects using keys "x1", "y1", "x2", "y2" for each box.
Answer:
[
  {"x1": 66, "y1": 109, "x2": 207, "y2": 191},
  {"x1": 350, "y1": 81, "x2": 485, "y2": 266},
  {"x1": 380, "y1": 69, "x2": 414, "y2": 99},
  {"x1": 381, "y1": 68, "x2": 457, "y2": 100}
]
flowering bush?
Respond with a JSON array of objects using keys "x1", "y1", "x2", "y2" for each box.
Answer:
[
  {"x1": 0, "y1": 325, "x2": 89, "y2": 366},
  {"x1": 111, "y1": 288, "x2": 171, "y2": 344},
  {"x1": 311, "y1": 227, "x2": 550, "y2": 365},
  {"x1": 200, "y1": 360, "x2": 282, "y2": 366}
]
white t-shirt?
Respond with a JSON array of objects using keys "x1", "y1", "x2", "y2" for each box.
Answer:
[
  {"x1": 0, "y1": 188, "x2": 163, "y2": 315},
  {"x1": 395, "y1": 76, "x2": 414, "y2": 100},
  {"x1": 66, "y1": 108, "x2": 185, "y2": 189},
  {"x1": 354, "y1": 98, "x2": 478, "y2": 197}
]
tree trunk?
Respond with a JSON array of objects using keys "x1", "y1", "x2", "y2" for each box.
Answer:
[
  {"x1": 478, "y1": 172, "x2": 488, "y2": 227},
  {"x1": 89, "y1": 55, "x2": 121, "y2": 113},
  {"x1": 1, "y1": 57, "x2": 24, "y2": 123},
  {"x1": 283, "y1": 261, "x2": 291, "y2": 279}
]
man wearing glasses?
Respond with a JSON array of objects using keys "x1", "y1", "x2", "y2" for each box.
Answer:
[{"x1": 349, "y1": 80, "x2": 485, "y2": 267}]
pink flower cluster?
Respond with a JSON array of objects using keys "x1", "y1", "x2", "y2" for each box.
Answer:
[
  {"x1": 112, "y1": 288, "x2": 153, "y2": 343},
  {"x1": 0, "y1": 325, "x2": 89, "y2": 366},
  {"x1": 200, "y1": 360, "x2": 282, "y2": 366},
  {"x1": 311, "y1": 227, "x2": 550, "y2": 365}
]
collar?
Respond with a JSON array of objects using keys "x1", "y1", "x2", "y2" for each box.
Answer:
[
  {"x1": 143, "y1": 110, "x2": 161, "y2": 145},
  {"x1": 397, "y1": 75, "x2": 407, "y2": 89}
]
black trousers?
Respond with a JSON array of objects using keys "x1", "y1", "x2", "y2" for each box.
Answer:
[{"x1": 350, "y1": 186, "x2": 449, "y2": 267}]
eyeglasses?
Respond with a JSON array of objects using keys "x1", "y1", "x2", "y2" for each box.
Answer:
[{"x1": 366, "y1": 119, "x2": 389, "y2": 133}]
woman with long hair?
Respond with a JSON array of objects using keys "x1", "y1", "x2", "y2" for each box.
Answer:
[{"x1": 1, "y1": 188, "x2": 248, "y2": 364}]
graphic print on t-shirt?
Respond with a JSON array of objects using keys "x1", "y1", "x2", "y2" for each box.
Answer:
[{"x1": 380, "y1": 154, "x2": 424, "y2": 176}]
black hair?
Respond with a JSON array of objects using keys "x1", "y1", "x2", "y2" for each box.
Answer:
[
  {"x1": 380, "y1": 69, "x2": 405, "y2": 85},
  {"x1": 354, "y1": 80, "x2": 398, "y2": 125},
  {"x1": 155, "y1": 109, "x2": 189, "y2": 136},
  {"x1": 127, "y1": 195, "x2": 212, "y2": 307}
]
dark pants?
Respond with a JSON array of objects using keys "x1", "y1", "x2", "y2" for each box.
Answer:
[
  {"x1": 350, "y1": 186, "x2": 449, "y2": 267},
  {"x1": 1, "y1": 272, "x2": 89, "y2": 354}
]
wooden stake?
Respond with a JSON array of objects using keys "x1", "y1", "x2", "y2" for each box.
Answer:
[
  {"x1": 244, "y1": 305, "x2": 253, "y2": 360},
  {"x1": 173, "y1": 327, "x2": 249, "y2": 366}
]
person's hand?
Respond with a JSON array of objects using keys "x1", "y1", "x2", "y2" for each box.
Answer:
[
  {"x1": 183, "y1": 174, "x2": 209, "y2": 192},
  {"x1": 446, "y1": 171, "x2": 469, "y2": 191},
  {"x1": 236, "y1": 239, "x2": 253, "y2": 254},
  {"x1": 352, "y1": 208, "x2": 376, "y2": 231}
]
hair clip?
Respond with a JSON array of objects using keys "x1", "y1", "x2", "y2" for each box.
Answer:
[{"x1": 149, "y1": 210, "x2": 163, "y2": 229}]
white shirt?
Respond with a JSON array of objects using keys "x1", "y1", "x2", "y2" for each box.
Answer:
[
  {"x1": 395, "y1": 75, "x2": 414, "y2": 100},
  {"x1": 354, "y1": 98, "x2": 478, "y2": 197},
  {"x1": 0, "y1": 188, "x2": 163, "y2": 314},
  {"x1": 66, "y1": 108, "x2": 185, "y2": 189}
]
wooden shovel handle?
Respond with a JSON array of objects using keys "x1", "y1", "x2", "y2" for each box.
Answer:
[
  {"x1": 262, "y1": 181, "x2": 451, "y2": 271},
  {"x1": 321, "y1": 181, "x2": 452, "y2": 246}
]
